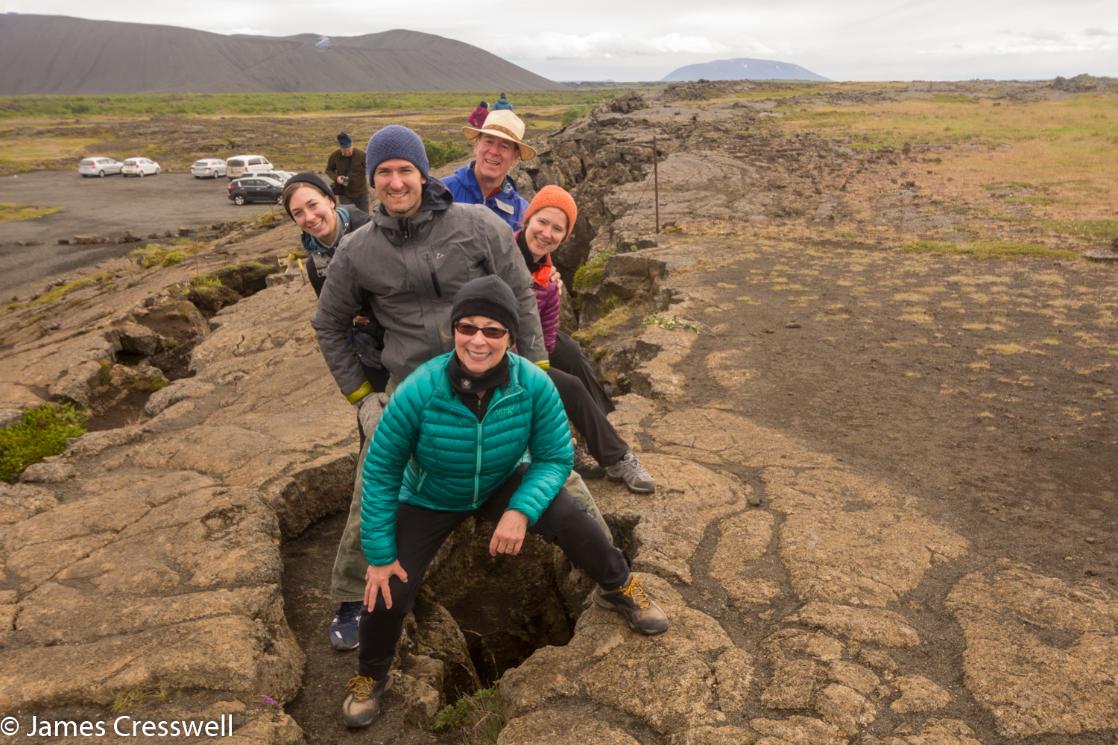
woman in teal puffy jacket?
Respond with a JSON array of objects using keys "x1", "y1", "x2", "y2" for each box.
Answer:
[{"x1": 339, "y1": 275, "x2": 669, "y2": 729}]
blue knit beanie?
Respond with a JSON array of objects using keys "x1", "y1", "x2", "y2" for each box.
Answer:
[
  {"x1": 365, "y1": 125, "x2": 430, "y2": 181},
  {"x1": 337, "y1": 132, "x2": 352, "y2": 148}
]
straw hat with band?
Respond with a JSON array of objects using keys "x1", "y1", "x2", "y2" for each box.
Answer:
[{"x1": 462, "y1": 109, "x2": 537, "y2": 160}]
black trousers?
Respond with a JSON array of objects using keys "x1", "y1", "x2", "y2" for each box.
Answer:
[
  {"x1": 550, "y1": 331, "x2": 614, "y2": 415},
  {"x1": 356, "y1": 464, "x2": 630, "y2": 678},
  {"x1": 548, "y1": 367, "x2": 629, "y2": 467}
]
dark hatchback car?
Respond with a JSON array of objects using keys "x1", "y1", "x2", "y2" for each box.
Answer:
[{"x1": 227, "y1": 176, "x2": 284, "y2": 205}]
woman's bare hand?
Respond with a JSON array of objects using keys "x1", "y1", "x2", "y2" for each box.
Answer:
[
  {"x1": 489, "y1": 510, "x2": 529, "y2": 556},
  {"x1": 365, "y1": 560, "x2": 408, "y2": 610}
]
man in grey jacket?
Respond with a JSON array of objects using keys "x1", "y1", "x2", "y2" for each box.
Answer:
[{"x1": 312, "y1": 125, "x2": 554, "y2": 652}]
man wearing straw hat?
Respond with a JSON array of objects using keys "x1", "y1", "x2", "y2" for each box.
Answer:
[{"x1": 442, "y1": 109, "x2": 537, "y2": 231}]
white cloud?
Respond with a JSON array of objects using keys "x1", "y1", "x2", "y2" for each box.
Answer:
[
  {"x1": 493, "y1": 31, "x2": 726, "y2": 61},
  {"x1": 648, "y1": 33, "x2": 727, "y2": 55},
  {"x1": 4, "y1": 0, "x2": 1117, "y2": 81}
]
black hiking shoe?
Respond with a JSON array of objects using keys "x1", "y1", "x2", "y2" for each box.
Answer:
[{"x1": 573, "y1": 443, "x2": 606, "y2": 479}]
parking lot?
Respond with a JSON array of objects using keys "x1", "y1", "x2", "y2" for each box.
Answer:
[{"x1": 0, "y1": 171, "x2": 281, "y2": 295}]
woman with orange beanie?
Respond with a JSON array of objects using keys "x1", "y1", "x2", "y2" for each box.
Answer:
[{"x1": 518, "y1": 185, "x2": 656, "y2": 494}]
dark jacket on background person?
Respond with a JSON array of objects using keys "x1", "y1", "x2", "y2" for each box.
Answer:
[
  {"x1": 326, "y1": 148, "x2": 368, "y2": 199},
  {"x1": 311, "y1": 178, "x2": 547, "y2": 400},
  {"x1": 442, "y1": 163, "x2": 528, "y2": 231}
]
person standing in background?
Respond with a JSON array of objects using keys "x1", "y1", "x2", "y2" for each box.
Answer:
[
  {"x1": 326, "y1": 132, "x2": 370, "y2": 213},
  {"x1": 467, "y1": 100, "x2": 488, "y2": 128}
]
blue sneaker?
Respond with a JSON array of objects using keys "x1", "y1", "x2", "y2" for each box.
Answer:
[{"x1": 330, "y1": 601, "x2": 363, "y2": 651}]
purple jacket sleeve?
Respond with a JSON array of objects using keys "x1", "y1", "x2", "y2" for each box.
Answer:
[{"x1": 534, "y1": 280, "x2": 561, "y2": 353}]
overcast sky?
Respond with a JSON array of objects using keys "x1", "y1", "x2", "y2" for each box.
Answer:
[{"x1": 6, "y1": 1, "x2": 1116, "y2": 82}]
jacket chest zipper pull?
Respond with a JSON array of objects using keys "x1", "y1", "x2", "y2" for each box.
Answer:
[{"x1": 426, "y1": 254, "x2": 443, "y2": 297}]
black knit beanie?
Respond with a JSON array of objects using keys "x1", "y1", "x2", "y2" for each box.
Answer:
[
  {"x1": 451, "y1": 275, "x2": 520, "y2": 342},
  {"x1": 282, "y1": 172, "x2": 336, "y2": 217}
]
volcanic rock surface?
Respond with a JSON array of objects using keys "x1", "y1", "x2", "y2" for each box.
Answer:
[{"x1": 1, "y1": 83, "x2": 1116, "y2": 744}]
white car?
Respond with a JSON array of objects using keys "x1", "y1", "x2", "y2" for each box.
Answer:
[
  {"x1": 191, "y1": 158, "x2": 227, "y2": 179},
  {"x1": 225, "y1": 154, "x2": 273, "y2": 179},
  {"x1": 122, "y1": 157, "x2": 161, "y2": 177},
  {"x1": 78, "y1": 157, "x2": 123, "y2": 177}
]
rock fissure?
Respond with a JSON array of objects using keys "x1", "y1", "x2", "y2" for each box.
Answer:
[{"x1": 4, "y1": 82, "x2": 1118, "y2": 744}]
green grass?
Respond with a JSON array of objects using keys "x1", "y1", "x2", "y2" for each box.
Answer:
[
  {"x1": 902, "y1": 239, "x2": 1080, "y2": 260},
  {"x1": 572, "y1": 249, "x2": 616, "y2": 293},
  {"x1": 778, "y1": 93, "x2": 1118, "y2": 160},
  {"x1": 561, "y1": 105, "x2": 590, "y2": 126},
  {"x1": 423, "y1": 138, "x2": 469, "y2": 169},
  {"x1": 31, "y1": 271, "x2": 112, "y2": 305},
  {"x1": 109, "y1": 683, "x2": 169, "y2": 715},
  {"x1": 1038, "y1": 218, "x2": 1118, "y2": 240},
  {"x1": 0, "y1": 90, "x2": 619, "y2": 119},
  {"x1": 190, "y1": 273, "x2": 222, "y2": 288},
  {"x1": 571, "y1": 300, "x2": 648, "y2": 345},
  {"x1": 430, "y1": 687, "x2": 504, "y2": 744},
  {"x1": 929, "y1": 93, "x2": 982, "y2": 104},
  {"x1": 643, "y1": 313, "x2": 705, "y2": 332},
  {"x1": 0, "y1": 88, "x2": 633, "y2": 175},
  {"x1": 0, "y1": 134, "x2": 101, "y2": 172},
  {"x1": 131, "y1": 239, "x2": 207, "y2": 269},
  {"x1": 132, "y1": 246, "x2": 186, "y2": 268},
  {"x1": 0, "y1": 202, "x2": 61, "y2": 223},
  {"x1": 0, "y1": 403, "x2": 88, "y2": 482}
]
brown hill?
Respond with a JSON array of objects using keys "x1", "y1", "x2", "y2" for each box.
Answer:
[{"x1": 0, "y1": 14, "x2": 559, "y2": 94}]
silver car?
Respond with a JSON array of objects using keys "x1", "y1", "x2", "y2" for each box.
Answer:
[
  {"x1": 191, "y1": 158, "x2": 227, "y2": 179},
  {"x1": 78, "y1": 157, "x2": 123, "y2": 177},
  {"x1": 122, "y1": 157, "x2": 161, "y2": 177},
  {"x1": 256, "y1": 171, "x2": 294, "y2": 184}
]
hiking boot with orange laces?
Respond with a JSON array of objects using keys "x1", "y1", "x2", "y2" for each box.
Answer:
[
  {"x1": 593, "y1": 575, "x2": 669, "y2": 635},
  {"x1": 342, "y1": 674, "x2": 391, "y2": 728}
]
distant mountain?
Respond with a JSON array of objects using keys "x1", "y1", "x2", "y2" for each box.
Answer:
[
  {"x1": 663, "y1": 58, "x2": 828, "y2": 83},
  {"x1": 0, "y1": 14, "x2": 559, "y2": 94}
]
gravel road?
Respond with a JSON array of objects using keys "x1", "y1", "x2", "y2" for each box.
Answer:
[{"x1": 0, "y1": 170, "x2": 281, "y2": 296}]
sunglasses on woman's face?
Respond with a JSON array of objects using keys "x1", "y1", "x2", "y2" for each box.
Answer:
[{"x1": 454, "y1": 321, "x2": 509, "y2": 339}]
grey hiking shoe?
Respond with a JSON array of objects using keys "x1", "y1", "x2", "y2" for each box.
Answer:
[
  {"x1": 342, "y1": 674, "x2": 391, "y2": 728},
  {"x1": 594, "y1": 575, "x2": 669, "y2": 635},
  {"x1": 573, "y1": 443, "x2": 605, "y2": 479},
  {"x1": 605, "y1": 451, "x2": 656, "y2": 494}
]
